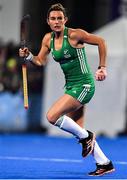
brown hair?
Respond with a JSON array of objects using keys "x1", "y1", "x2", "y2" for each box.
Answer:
[{"x1": 47, "y1": 3, "x2": 67, "y2": 19}]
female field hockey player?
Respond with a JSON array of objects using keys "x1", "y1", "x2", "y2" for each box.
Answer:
[{"x1": 19, "y1": 3, "x2": 115, "y2": 176}]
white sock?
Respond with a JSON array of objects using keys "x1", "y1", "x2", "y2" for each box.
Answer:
[
  {"x1": 93, "y1": 141, "x2": 110, "y2": 165},
  {"x1": 55, "y1": 115, "x2": 88, "y2": 139}
]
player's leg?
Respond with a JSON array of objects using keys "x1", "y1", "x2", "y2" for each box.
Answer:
[
  {"x1": 67, "y1": 106, "x2": 95, "y2": 157},
  {"x1": 47, "y1": 94, "x2": 95, "y2": 157},
  {"x1": 68, "y1": 106, "x2": 110, "y2": 163},
  {"x1": 89, "y1": 144, "x2": 115, "y2": 176},
  {"x1": 68, "y1": 107, "x2": 115, "y2": 176},
  {"x1": 67, "y1": 106, "x2": 85, "y2": 127}
]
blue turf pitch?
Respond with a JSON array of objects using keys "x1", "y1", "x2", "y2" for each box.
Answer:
[{"x1": 0, "y1": 133, "x2": 127, "y2": 179}]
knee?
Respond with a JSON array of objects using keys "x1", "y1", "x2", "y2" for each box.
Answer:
[{"x1": 46, "y1": 111, "x2": 58, "y2": 124}]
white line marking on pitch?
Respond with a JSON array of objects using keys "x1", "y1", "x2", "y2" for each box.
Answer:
[
  {"x1": 0, "y1": 156, "x2": 127, "y2": 165},
  {"x1": 0, "y1": 156, "x2": 82, "y2": 163}
]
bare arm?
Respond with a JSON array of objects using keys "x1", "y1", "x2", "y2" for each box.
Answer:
[
  {"x1": 19, "y1": 33, "x2": 51, "y2": 66},
  {"x1": 72, "y1": 29, "x2": 107, "y2": 68},
  {"x1": 70, "y1": 29, "x2": 107, "y2": 81}
]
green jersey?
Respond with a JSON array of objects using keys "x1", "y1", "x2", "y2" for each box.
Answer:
[{"x1": 50, "y1": 27, "x2": 95, "y2": 104}]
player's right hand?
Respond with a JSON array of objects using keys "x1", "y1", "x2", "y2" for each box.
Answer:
[{"x1": 19, "y1": 47, "x2": 29, "y2": 58}]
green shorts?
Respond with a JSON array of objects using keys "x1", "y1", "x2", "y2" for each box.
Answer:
[{"x1": 65, "y1": 84, "x2": 95, "y2": 104}]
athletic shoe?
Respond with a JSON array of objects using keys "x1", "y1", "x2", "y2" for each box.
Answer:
[
  {"x1": 79, "y1": 130, "x2": 95, "y2": 157},
  {"x1": 88, "y1": 161, "x2": 115, "y2": 176}
]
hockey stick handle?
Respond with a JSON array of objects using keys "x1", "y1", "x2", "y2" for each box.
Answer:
[{"x1": 22, "y1": 64, "x2": 29, "y2": 109}]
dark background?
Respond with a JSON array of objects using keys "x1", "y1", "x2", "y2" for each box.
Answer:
[{"x1": 22, "y1": 0, "x2": 121, "y2": 51}]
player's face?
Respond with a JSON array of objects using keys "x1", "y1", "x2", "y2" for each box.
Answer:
[{"x1": 47, "y1": 11, "x2": 67, "y2": 32}]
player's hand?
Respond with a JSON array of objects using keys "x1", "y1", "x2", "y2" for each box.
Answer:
[
  {"x1": 95, "y1": 67, "x2": 107, "y2": 81},
  {"x1": 19, "y1": 48, "x2": 33, "y2": 62},
  {"x1": 19, "y1": 47, "x2": 29, "y2": 58}
]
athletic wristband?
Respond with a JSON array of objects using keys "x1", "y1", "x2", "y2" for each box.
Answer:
[
  {"x1": 98, "y1": 66, "x2": 106, "y2": 69},
  {"x1": 26, "y1": 52, "x2": 34, "y2": 61}
]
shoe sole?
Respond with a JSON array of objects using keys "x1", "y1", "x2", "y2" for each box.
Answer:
[
  {"x1": 88, "y1": 168, "x2": 115, "y2": 176},
  {"x1": 83, "y1": 133, "x2": 96, "y2": 158}
]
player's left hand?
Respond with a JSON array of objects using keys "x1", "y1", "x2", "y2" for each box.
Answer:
[{"x1": 95, "y1": 67, "x2": 107, "y2": 81}]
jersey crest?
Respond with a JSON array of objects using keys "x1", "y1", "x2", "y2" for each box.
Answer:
[{"x1": 63, "y1": 49, "x2": 71, "y2": 58}]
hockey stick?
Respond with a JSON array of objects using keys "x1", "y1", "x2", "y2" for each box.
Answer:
[{"x1": 20, "y1": 14, "x2": 30, "y2": 109}]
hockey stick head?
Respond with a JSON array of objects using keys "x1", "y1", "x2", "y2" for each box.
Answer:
[{"x1": 20, "y1": 14, "x2": 31, "y2": 48}]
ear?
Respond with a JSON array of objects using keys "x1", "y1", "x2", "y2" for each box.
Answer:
[
  {"x1": 47, "y1": 18, "x2": 49, "y2": 25},
  {"x1": 64, "y1": 17, "x2": 68, "y2": 23}
]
